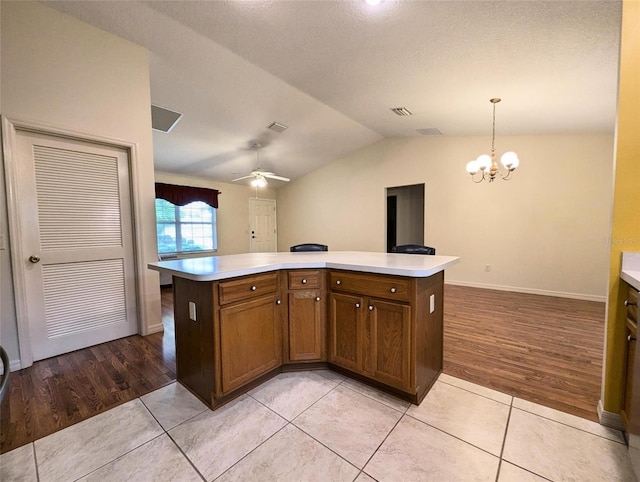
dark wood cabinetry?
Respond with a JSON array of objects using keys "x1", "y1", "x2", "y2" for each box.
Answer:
[
  {"x1": 622, "y1": 285, "x2": 639, "y2": 430},
  {"x1": 328, "y1": 269, "x2": 442, "y2": 403},
  {"x1": 172, "y1": 266, "x2": 445, "y2": 409}
]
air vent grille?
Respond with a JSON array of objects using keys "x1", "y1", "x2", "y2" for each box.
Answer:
[
  {"x1": 416, "y1": 128, "x2": 443, "y2": 136},
  {"x1": 391, "y1": 107, "x2": 413, "y2": 116},
  {"x1": 151, "y1": 105, "x2": 183, "y2": 133},
  {"x1": 267, "y1": 122, "x2": 288, "y2": 133}
]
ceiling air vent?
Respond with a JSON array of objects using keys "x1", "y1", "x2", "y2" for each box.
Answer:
[
  {"x1": 267, "y1": 121, "x2": 288, "y2": 133},
  {"x1": 151, "y1": 104, "x2": 183, "y2": 133},
  {"x1": 416, "y1": 128, "x2": 443, "y2": 136},
  {"x1": 391, "y1": 107, "x2": 413, "y2": 116}
]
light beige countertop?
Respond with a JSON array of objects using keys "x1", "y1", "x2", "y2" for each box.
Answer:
[
  {"x1": 621, "y1": 252, "x2": 640, "y2": 291},
  {"x1": 148, "y1": 251, "x2": 460, "y2": 282}
]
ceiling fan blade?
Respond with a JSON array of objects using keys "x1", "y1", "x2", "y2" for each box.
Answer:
[
  {"x1": 263, "y1": 173, "x2": 290, "y2": 182},
  {"x1": 231, "y1": 175, "x2": 253, "y2": 182}
]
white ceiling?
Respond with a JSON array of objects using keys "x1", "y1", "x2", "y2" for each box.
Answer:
[{"x1": 44, "y1": 0, "x2": 622, "y2": 185}]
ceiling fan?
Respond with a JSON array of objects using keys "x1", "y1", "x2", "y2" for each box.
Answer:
[{"x1": 231, "y1": 143, "x2": 290, "y2": 187}]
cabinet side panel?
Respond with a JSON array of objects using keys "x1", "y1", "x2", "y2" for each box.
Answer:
[
  {"x1": 416, "y1": 271, "x2": 444, "y2": 401},
  {"x1": 173, "y1": 277, "x2": 215, "y2": 406}
]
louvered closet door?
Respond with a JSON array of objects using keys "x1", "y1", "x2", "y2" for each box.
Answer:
[{"x1": 16, "y1": 131, "x2": 137, "y2": 361}]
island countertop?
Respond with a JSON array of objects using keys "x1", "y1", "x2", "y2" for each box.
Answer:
[{"x1": 148, "y1": 251, "x2": 460, "y2": 282}]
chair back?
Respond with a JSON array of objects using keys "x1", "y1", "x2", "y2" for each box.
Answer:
[
  {"x1": 290, "y1": 243, "x2": 328, "y2": 252},
  {"x1": 392, "y1": 244, "x2": 436, "y2": 255}
]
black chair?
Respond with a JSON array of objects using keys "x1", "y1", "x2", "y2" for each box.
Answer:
[
  {"x1": 290, "y1": 243, "x2": 328, "y2": 252},
  {"x1": 392, "y1": 244, "x2": 436, "y2": 255}
]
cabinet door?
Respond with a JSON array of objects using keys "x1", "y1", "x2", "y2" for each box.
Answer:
[
  {"x1": 329, "y1": 292, "x2": 363, "y2": 372},
  {"x1": 367, "y1": 299, "x2": 412, "y2": 391},
  {"x1": 289, "y1": 290, "x2": 324, "y2": 361},
  {"x1": 220, "y1": 294, "x2": 282, "y2": 394}
]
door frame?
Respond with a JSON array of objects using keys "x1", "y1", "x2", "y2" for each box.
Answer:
[{"x1": 2, "y1": 117, "x2": 150, "y2": 368}]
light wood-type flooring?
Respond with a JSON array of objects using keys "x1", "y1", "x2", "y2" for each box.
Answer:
[{"x1": 0, "y1": 284, "x2": 605, "y2": 454}]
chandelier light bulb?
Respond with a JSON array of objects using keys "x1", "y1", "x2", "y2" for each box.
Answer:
[
  {"x1": 476, "y1": 154, "x2": 492, "y2": 171},
  {"x1": 500, "y1": 151, "x2": 519, "y2": 170},
  {"x1": 466, "y1": 160, "x2": 479, "y2": 174}
]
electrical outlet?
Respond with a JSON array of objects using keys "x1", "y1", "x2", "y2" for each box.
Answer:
[
  {"x1": 484, "y1": 264, "x2": 491, "y2": 272},
  {"x1": 429, "y1": 294, "x2": 435, "y2": 313},
  {"x1": 189, "y1": 301, "x2": 197, "y2": 321}
]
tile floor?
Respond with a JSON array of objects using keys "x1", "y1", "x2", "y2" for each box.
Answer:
[{"x1": 1, "y1": 370, "x2": 636, "y2": 481}]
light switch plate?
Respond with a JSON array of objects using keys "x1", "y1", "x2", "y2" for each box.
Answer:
[
  {"x1": 429, "y1": 294, "x2": 435, "y2": 313},
  {"x1": 189, "y1": 301, "x2": 197, "y2": 321}
]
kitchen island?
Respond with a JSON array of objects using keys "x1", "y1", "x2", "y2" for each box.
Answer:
[{"x1": 149, "y1": 251, "x2": 459, "y2": 409}]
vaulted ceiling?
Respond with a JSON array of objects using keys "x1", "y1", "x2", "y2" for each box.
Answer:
[{"x1": 44, "y1": 0, "x2": 622, "y2": 185}]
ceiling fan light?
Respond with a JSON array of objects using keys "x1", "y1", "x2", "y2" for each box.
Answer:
[
  {"x1": 251, "y1": 176, "x2": 267, "y2": 188},
  {"x1": 501, "y1": 151, "x2": 519, "y2": 169}
]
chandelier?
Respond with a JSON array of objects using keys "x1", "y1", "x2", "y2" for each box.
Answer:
[{"x1": 465, "y1": 98, "x2": 519, "y2": 183}]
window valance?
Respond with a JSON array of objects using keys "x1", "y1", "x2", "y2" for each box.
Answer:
[{"x1": 155, "y1": 182, "x2": 220, "y2": 209}]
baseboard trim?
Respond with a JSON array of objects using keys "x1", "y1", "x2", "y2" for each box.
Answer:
[
  {"x1": 146, "y1": 323, "x2": 164, "y2": 335},
  {"x1": 598, "y1": 399, "x2": 625, "y2": 431},
  {"x1": 445, "y1": 280, "x2": 606, "y2": 303}
]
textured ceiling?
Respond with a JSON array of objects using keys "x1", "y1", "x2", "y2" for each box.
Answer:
[{"x1": 43, "y1": 0, "x2": 622, "y2": 184}]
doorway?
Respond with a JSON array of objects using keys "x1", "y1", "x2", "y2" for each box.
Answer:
[
  {"x1": 249, "y1": 198, "x2": 277, "y2": 252},
  {"x1": 386, "y1": 184, "x2": 425, "y2": 252}
]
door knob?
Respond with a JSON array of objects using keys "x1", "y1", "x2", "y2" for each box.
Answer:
[{"x1": 29, "y1": 255, "x2": 41, "y2": 264}]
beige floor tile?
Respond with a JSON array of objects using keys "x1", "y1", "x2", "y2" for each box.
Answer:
[
  {"x1": 497, "y1": 461, "x2": 547, "y2": 481},
  {"x1": 293, "y1": 384, "x2": 402, "y2": 468},
  {"x1": 78, "y1": 434, "x2": 201, "y2": 481},
  {"x1": 248, "y1": 371, "x2": 338, "y2": 420},
  {"x1": 216, "y1": 424, "x2": 358, "y2": 481},
  {"x1": 169, "y1": 394, "x2": 286, "y2": 481},
  {"x1": 503, "y1": 408, "x2": 635, "y2": 481},
  {"x1": 439, "y1": 373, "x2": 513, "y2": 405},
  {"x1": 364, "y1": 415, "x2": 499, "y2": 482},
  {"x1": 140, "y1": 381, "x2": 208, "y2": 430},
  {"x1": 341, "y1": 378, "x2": 410, "y2": 413},
  {"x1": 513, "y1": 397, "x2": 624, "y2": 443},
  {"x1": 34, "y1": 399, "x2": 163, "y2": 482},
  {"x1": 0, "y1": 443, "x2": 37, "y2": 481},
  {"x1": 406, "y1": 380, "x2": 510, "y2": 455}
]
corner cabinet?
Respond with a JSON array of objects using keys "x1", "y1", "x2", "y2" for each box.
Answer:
[
  {"x1": 328, "y1": 269, "x2": 443, "y2": 403},
  {"x1": 622, "y1": 284, "x2": 639, "y2": 430}
]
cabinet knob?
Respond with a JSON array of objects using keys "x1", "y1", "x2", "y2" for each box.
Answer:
[
  {"x1": 625, "y1": 300, "x2": 637, "y2": 306},
  {"x1": 276, "y1": 300, "x2": 281, "y2": 305},
  {"x1": 302, "y1": 279, "x2": 307, "y2": 284},
  {"x1": 336, "y1": 280, "x2": 341, "y2": 285},
  {"x1": 369, "y1": 305, "x2": 374, "y2": 311},
  {"x1": 251, "y1": 285, "x2": 257, "y2": 291},
  {"x1": 355, "y1": 303, "x2": 360, "y2": 308},
  {"x1": 629, "y1": 335, "x2": 636, "y2": 342},
  {"x1": 390, "y1": 287, "x2": 397, "y2": 293},
  {"x1": 315, "y1": 296, "x2": 321, "y2": 301}
]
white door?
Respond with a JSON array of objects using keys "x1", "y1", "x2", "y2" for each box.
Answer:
[
  {"x1": 249, "y1": 198, "x2": 277, "y2": 252},
  {"x1": 14, "y1": 130, "x2": 138, "y2": 361}
]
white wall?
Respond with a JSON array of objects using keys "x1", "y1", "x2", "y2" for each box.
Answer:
[
  {"x1": 154, "y1": 172, "x2": 276, "y2": 258},
  {"x1": 1, "y1": 1, "x2": 159, "y2": 367},
  {"x1": 277, "y1": 134, "x2": 614, "y2": 300}
]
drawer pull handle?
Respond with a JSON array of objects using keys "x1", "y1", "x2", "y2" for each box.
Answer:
[
  {"x1": 625, "y1": 300, "x2": 637, "y2": 307},
  {"x1": 336, "y1": 280, "x2": 341, "y2": 285},
  {"x1": 629, "y1": 335, "x2": 636, "y2": 342},
  {"x1": 302, "y1": 279, "x2": 307, "y2": 284},
  {"x1": 369, "y1": 305, "x2": 374, "y2": 311},
  {"x1": 276, "y1": 300, "x2": 281, "y2": 305},
  {"x1": 251, "y1": 285, "x2": 257, "y2": 291},
  {"x1": 390, "y1": 288, "x2": 397, "y2": 293},
  {"x1": 355, "y1": 303, "x2": 360, "y2": 308},
  {"x1": 316, "y1": 296, "x2": 321, "y2": 301}
]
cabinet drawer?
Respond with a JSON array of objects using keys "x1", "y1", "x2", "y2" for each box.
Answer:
[
  {"x1": 627, "y1": 287, "x2": 638, "y2": 324},
  {"x1": 288, "y1": 270, "x2": 321, "y2": 289},
  {"x1": 218, "y1": 272, "x2": 279, "y2": 305},
  {"x1": 328, "y1": 270, "x2": 411, "y2": 302}
]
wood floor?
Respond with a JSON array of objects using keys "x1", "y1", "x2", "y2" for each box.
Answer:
[{"x1": 0, "y1": 284, "x2": 605, "y2": 454}]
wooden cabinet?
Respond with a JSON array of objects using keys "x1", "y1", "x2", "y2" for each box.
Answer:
[
  {"x1": 328, "y1": 269, "x2": 442, "y2": 402},
  {"x1": 622, "y1": 285, "x2": 639, "y2": 430},
  {"x1": 286, "y1": 270, "x2": 326, "y2": 362}
]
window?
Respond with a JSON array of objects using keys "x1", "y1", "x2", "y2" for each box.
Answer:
[{"x1": 155, "y1": 199, "x2": 217, "y2": 255}]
